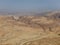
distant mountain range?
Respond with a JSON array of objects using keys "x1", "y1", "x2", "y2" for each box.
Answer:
[{"x1": 0, "y1": 10, "x2": 60, "y2": 17}]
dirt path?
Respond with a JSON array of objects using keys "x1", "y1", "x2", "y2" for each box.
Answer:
[{"x1": 20, "y1": 33, "x2": 59, "y2": 45}]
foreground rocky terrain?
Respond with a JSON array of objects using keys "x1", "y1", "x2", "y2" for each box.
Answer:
[{"x1": 0, "y1": 11, "x2": 60, "y2": 45}]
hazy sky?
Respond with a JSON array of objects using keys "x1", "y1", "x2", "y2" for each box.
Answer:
[{"x1": 0, "y1": 0, "x2": 60, "y2": 12}]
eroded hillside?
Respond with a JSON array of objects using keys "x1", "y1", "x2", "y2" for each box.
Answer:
[{"x1": 0, "y1": 12, "x2": 60, "y2": 45}]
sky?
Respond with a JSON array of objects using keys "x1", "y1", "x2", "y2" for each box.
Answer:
[{"x1": 0, "y1": 0, "x2": 60, "y2": 12}]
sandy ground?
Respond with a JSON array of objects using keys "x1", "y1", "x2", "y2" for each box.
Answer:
[{"x1": 0, "y1": 16, "x2": 60, "y2": 45}]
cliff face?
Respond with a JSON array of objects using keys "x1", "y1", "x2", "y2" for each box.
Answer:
[{"x1": 0, "y1": 12, "x2": 60, "y2": 45}]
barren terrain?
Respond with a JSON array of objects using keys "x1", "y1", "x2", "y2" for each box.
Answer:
[{"x1": 0, "y1": 11, "x2": 60, "y2": 45}]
